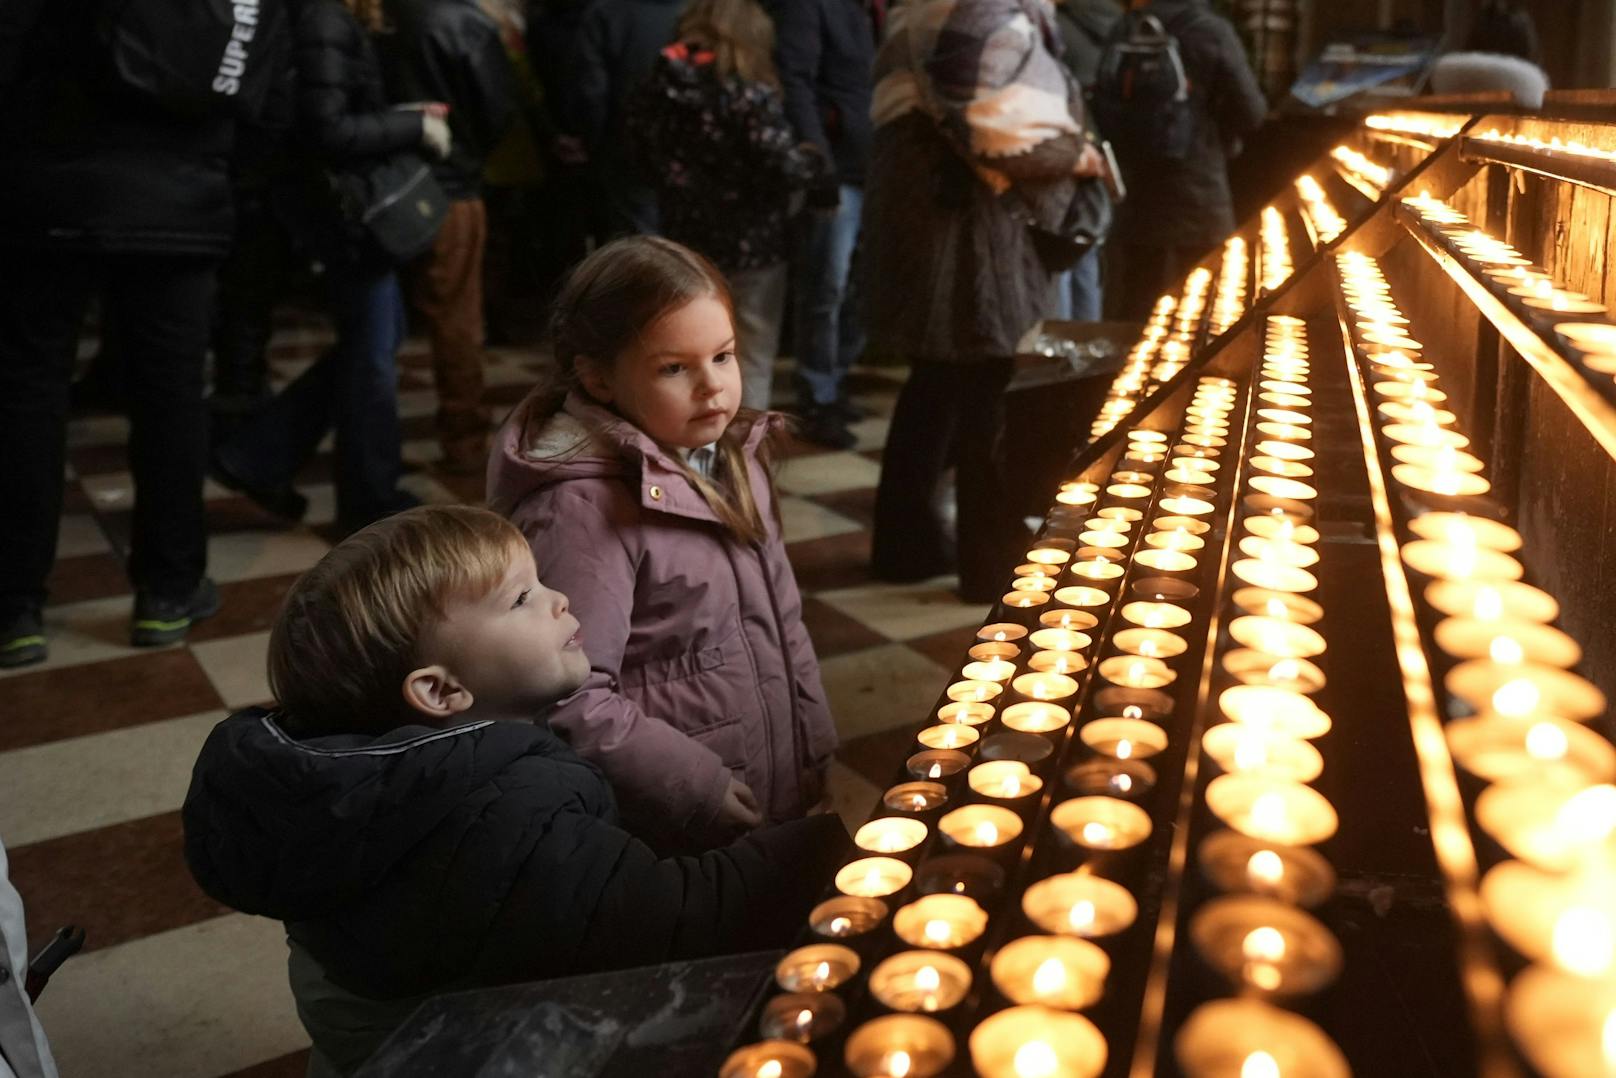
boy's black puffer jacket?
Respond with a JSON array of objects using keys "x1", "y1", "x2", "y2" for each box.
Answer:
[{"x1": 182, "y1": 708, "x2": 848, "y2": 1001}]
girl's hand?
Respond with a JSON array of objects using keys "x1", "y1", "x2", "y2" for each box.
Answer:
[
  {"x1": 720, "y1": 778, "x2": 763, "y2": 830},
  {"x1": 1072, "y1": 141, "x2": 1105, "y2": 179}
]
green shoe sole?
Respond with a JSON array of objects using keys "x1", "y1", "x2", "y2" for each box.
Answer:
[{"x1": 0, "y1": 634, "x2": 47, "y2": 668}]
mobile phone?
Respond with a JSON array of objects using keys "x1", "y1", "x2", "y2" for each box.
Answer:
[{"x1": 1099, "y1": 140, "x2": 1126, "y2": 202}]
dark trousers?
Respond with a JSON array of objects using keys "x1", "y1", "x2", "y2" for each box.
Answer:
[
  {"x1": 214, "y1": 267, "x2": 405, "y2": 528},
  {"x1": 872, "y1": 358, "x2": 1021, "y2": 598},
  {"x1": 0, "y1": 249, "x2": 216, "y2": 614},
  {"x1": 212, "y1": 186, "x2": 296, "y2": 407}
]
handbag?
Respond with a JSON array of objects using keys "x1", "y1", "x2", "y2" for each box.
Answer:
[
  {"x1": 1010, "y1": 167, "x2": 1115, "y2": 272},
  {"x1": 328, "y1": 153, "x2": 450, "y2": 264}
]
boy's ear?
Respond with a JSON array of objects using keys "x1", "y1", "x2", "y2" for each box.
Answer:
[
  {"x1": 574, "y1": 356, "x2": 613, "y2": 405},
  {"x1": 402, "y1": 665, "x2": 474, "y2": 721}
]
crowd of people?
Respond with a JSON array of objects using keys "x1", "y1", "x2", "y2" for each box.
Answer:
[{"x1": 0, "y1": 0, "x2": 1274, "y2": 1074}]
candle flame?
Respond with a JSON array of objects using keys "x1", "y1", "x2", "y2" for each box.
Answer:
[
  {"x1": 1241, "y1": 1051, "x2": 1281, "y2": 1078},
  {"x1": 914, "y1": 965, "x2": 941, "y2": 992},
  {"x1": 794, "y1": 1008, "x2": 814, "y2": 1034},
  {"x1": 974, "y1": 821, "x2": 1000, "y2": 846},
  {"x1": 923, "y1": 918, "x2": 953, "y2": 945},
  {"x1": 1116, "y1": 773, "x2": 1134, "y2": 793},
  {"x1": 1492, "y1": 677, "x2": 1541, "y2": 717},
  {"x1": 828, "y1": 915, "x2": 852, "y2": 935},
  {"x1": 1604, "y1": 1011, "x2": 1616, "y2": 1066},
  {"x1": 863, "y1": 867, "x2": 883, "y2": 893},
  {"x1": 1488, "y1": 636, "x2": 1525, "y2": 665},
  {"x1": 1082, "y1": 821, "x2": 1113, "y2": 847},
  {"x1": 757, "y1": 1061, "x2": 783, "y2": 1078},
  {"x1": 1243, "y1": 926, "x2": 1288, "y2": 962},
  {"x1": 909, "y1": 794, "x2": 928, "y2": 810},
  {"x1": 1554, "y1": 785, "x2": 1616, "y2": 848},
  {"x1": 1069, "y1": 899, "x2": 1096, "y2": 931},
  {"x1": 1012, "y1": 1040, "x2": 1060, "y2": 1078},
  {"x1": 1059, "y1": 614, "x2": 1073, "y2": 629},
  {"x1": 1553, "y1": 907, "x2": 1614, "y2": 977},
  {"x1": 1004, "y1": 775, "x2": 1022, "y2": 797},
  {"x1": 1265, "y1": 599, "x2": 1288, "y2": 619},
  {"x1": 1251, "y1": 792, "x2": 1289, "y2": 835},
  {"x1": 885, "y1": 1049, "x2": 913, "y2": 1078},
  {"x1": 994, "y1": 631, "x2": 1006, "y2": 641},
  {"x1": 928, "y1": 762, "x2": 943, "y2": 779},
  {"x1": 812, "y1": 960, "x2": 831, "y2": 986},
  {"x1": 1526, "y1": 722, "x2": 1568, "y2": 761},
  {"x1": 1234, "y1": 735, "x2": 1269, "y2": 772},
  {"x1": 1247, "y1": 849, "x2": 1285, "y2": 887},
  {"x1": 1116, "y1": 738, "x2": 1134, "y2": 760},
  {"x1": 1033, "y1": 957, "x2": 1068, "y2": 996},
  {"x1": 1474, "y1": 586, "x2": 1504, "y2": 621},
  {"x1": 1124, "y1": 705, "x2": 1143, "y2": 719}
]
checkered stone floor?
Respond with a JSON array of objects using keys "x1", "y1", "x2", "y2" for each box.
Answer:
[{"x1": 0, "y1": 313, "x2": 990, "y2": 1077}]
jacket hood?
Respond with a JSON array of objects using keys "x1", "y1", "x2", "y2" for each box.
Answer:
[
  {"x1": 182, "y1": 708, "x2": 605, "y2": 921},
  {"x1": 486, "y1": 389, "x2": 779, "y2": 521}
]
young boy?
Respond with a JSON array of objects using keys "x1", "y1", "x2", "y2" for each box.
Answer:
[{"x1": 182, "y1": 506, "x2": 848, "y2": 1076}]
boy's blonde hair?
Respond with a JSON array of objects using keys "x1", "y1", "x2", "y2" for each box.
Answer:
[{"x1": 267, "y1": 505, "x2": 526, "y2": 736}]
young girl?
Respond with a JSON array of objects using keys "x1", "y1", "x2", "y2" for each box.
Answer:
[{"x1": 488, "y1": 236, "x2": 838, "y2": 852}]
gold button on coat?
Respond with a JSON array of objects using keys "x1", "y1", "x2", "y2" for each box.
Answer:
[{"x1": 649, "y1": 485, "x2": 663, "y2": 500}]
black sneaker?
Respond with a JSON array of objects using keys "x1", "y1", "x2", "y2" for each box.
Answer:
[
  {"x1": 131, "y1": 578, "x2": 221, "y2": 647},
  {"x1": 209, "y1": 454, "x2": 309, "y2": 523},
  {"x1": 0, "y1": 608, "x2": 46, "y2": 668},
  {"x1": 798, "y1": 406, "x2": 857, "y2": 451}
]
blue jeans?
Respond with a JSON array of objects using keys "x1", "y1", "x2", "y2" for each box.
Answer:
[
  {"x1": 216, "y1": 267, "x2": 405, "y2": 527},
  {"x1": 1055, "y1": 244, "x2": 1104, "y2": 322},
  {"x1": 794, "y1": 184, "x2": 865, "y2": 408}
]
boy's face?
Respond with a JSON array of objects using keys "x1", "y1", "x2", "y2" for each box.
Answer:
[{"x1": 421, "y1": 542, "x2": 591, "y2": 720}]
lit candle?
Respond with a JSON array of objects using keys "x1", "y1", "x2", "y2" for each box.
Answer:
[
  {"x1": 968, "y1": 1005, "x2": 1107, "y2": 1078},
  {"x1": 968, "y1": 759, "x2": 1044, "y2": 800},
  {"x1": 1053, "y1": 585, "x2": 1111, "y2": 608},
  {"x1": 1147, "y1": 528, "x2": 1207, "y2": 552},
  {"x1": 1190, "y1": 895, "x2": 1342, "y2": 996},
  {"x1": 1135, "y1": 548, "x2": 1199, "y2": 572},
  {"x1": 1206, "y1": 775, "x2": 1339, "y2": 845},
  {"x1": 1224, "y1": 651, "x2": 1326, "y2": 694},
  {"x1": 1027, "y1": 650, "x2": 1087, "y2": 675},
  {"x1": 1447, "y1": 713, "x2": 1615, "y2": 785},
  {"x1": 855, "y1": 817, "x2": 930, "y2": 855},
  {"x1": 1041, "y1": 608, "x2": 1099, "y2": 631},
  {"x1": 978, "y1": 623, "x2": 1030, "y2": 642},
  {"x1": 1026, "y1": 546, "x2": 1074, "y2": 565},
  {"x1": 1433, "y1": 618, "x2": 1580, "y2": 666},
  {"x1": 1029, "y1": 627, "x2": 1092, "y2": 652},
  {"x1": 1000, "y1": 702, "x2": 1072, "y2": 735},
  {"x1": 1002, "y1": 589, "x2": 1050, "y2": 609},
  {"x1": 1231, "y1": 559, "x2": 1318, "y2": 593},
  {"x1": 917, "y1": 724, "x2": 981, "y2": 752},
  {"x1": 1112, "y1": 628, "x2": 1188, "y2": 659},
  {"x1": 907, "y1": 749, "x2": 970, "y2": 782},
  {"x1": 1237, "y1": 537, "x2": 1320, "y2": 569},
  {"x1": 1202, "y1": 724, "x2": 1324, "y2": 783},
  {"x1": 1069, "y1": 557, "x2": 1124, "y2": 581},
  {"x1": 1010, "y1": 575, "x2": 1058, "y2": 593},
  {"x1": 1175, "y1": 998, "x2": 1349, "y2": 1078},
  {"x1": 1081, "y1": 717, "x2": 1169, "y2": 759},
  {"x1": 775, "y1": 943, "x2": 860, "y2": 991},
  {"x1": 938, "y1": 804, "x2": 1023, "y2": 851},
  {"x1": 947, "y1": 679, "x2": 1004, "y2": 704},
  {"x1": 969, "y1": 641, "x2": 1023, "y2": 661},
  {"x1": 1198, "y1": 830, "x2": 1336, "y2": 907},
  {"x1": 1505, "y1": 965, "x2": 1616, "y2": 1078},
  {"x1": 1231, "y1": 587, "x2": 1324, "y2": 623},
  {"x1": 1051, "y1": 796, "x2": 1153, "y2": 851},
  {"x1": 1013, "y1": 672, "x2": 1080, "y2": 701},
  {"x1": 1154, "y1": 514, "x2": 1212, "y2": 534},
  {"x1": 867, "y1": 952, "x2": 973, "y2": 1014},
  {"x1": 1475, "y1": 779, "x2": 1616, "y2": 871},
  {"x1": 1022, "y1": 872, "x2": 1138, "y2": 937},
  {"x1": 990, "y1": 935, "x2": 1109, "y2": 1009},
  {"x1": 835, "y1": 857, "x2": 914, "y2": 899},
  {"x1": 1228, "y1": 616, "x2": 1327, "y2": 659},
  {"x1": 843, "y1": 1015, "x2": 956, "y2": 1078},
  {"x1": 1481, "y1": 860, "x2": 1616, "y2": 976},
  {"x1": 759, "y1": 992, "x2": 847, "y2": 1044},
  {"x1": 810, "y1": 896, "x2": 889, "y2": 940},
  {"x1": 719, "y1": 1041, "x2": 817, "y2": 1078},
  {"x1": 884, "y1": 781, "x2": 948, "y2": 814},
  {"x1": 1064, "y1": 758, "x2": 1158, "y2": 802},
  {"x1": 962, "y1": 658, "x2": 1018, "y2": 683},
  {"x1": 1445, "y1": 659, "x2": 1605, "y2": 721},
  {"x1": 1097, "y1": 655, "x2": 1176, "y2": 689},
  {"x1": 1425, "y1": 579, "x2": 1558, "y2": 623}
]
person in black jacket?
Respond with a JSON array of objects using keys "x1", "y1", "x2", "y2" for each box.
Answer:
[
  {"x1": 0, "y1": 1, "x2": 242, "y2": 664},
  {"x1": 210, "y1": 0, "x2": 446, "y2": 533},
  {"x1": 182, "y1": 505, "x2": 848, "y2": 1076},
  {"x1": 382, "y1": 0, "x2": 518, "y2": 473},
  {"x1": 768, "y1": 0, "x2": 878, "y2": 449},
  {"x1": 1104, "y1": 0, "x2": 1266, "y2": 319}
]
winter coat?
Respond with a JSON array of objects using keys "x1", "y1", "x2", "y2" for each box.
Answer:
[
  {"x1": 565, "y1": 0, "x2": 684, "y2": 153},
  {"x1": 767, "y1": 0, "x2": 879, "y2": 186},
  {"x1": 1054, "y1": 0, "x2": 1124, "y2": 89},
  {"x1": 627, "y1": 44, "x2": 829, "y2": 272},
  {"x1": 380, "y1": 0, "x2": 519, "y2": 199},
  {"x1": 0, "y1": 2, "x2": 235, "y2": 254},
  {"x1": 1106, "y1": 0, "x2": 1267, "y2": 250},
  {"x1": 488, "y1": 392, "x2": 839, "y2": 852},
  {"x1": 182, "y1": 708, "x2": 848, "y2": 1074},
  {"x1": 0, "y1": 837, "x2": 57, "y2": 1078},
  {"x1": 861, "y1": 0, "x2": 1090, "y2": 362}
]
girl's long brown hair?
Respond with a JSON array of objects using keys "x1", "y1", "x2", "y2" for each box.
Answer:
[
  {"x1": 538, "y1": 236, "x2": 778, "y2": 545},
  {"x1": 675, "y1": 0, "x2": 781, "y2": 89},
  {"x1": 343, "y1": 0, "x2": 386, "y2": 32}
]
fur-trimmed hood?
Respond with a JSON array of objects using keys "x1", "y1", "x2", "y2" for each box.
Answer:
[{"x1": 486, "y1": 389, "x2": 779, "y2": 524}]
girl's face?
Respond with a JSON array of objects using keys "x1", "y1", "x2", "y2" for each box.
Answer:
[{"x1": 581, "y1": 295, "x2": 742, "y2": 450}]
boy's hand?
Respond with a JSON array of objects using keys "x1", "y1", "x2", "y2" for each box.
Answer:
[{"x1": 720, "y1": 778, "x2": 762, "y2": 830}]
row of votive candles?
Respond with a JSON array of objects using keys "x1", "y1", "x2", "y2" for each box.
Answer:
[
  {"x1": 1470, "y1": 126, "x2": 1616, "y2": 164},
  {"x1": 1259, "y1": 206, "x2": 1294, "y2": 295},
  {"x1": 1293, "y1": 175, "x2": 1346, "y2": 245},
  {"x1": 1401, "y1": 192, "x2": 1616, "y2": 377},
  {"x1": 1091, "y1": 264, "x2": 1219, "y2": 440},
  {"x1": 1362, "y1": 113, "x2": 1466, "y2": 141},
  {"x1": 1329, "y1": 144, "x2": 1393, "y2": 195},
  {"x1": 1172, "y1": 314, "x2": 1351, "y2": 1078},
  {"x1": 1210, "y1": 236, "x2": 1249, "y2": 337},
  {"x1": 720, "y1": 382, "x2": 1242, "y2": 1078},
  {"x1": 1337, "y1": 253, "x2": 1616, "y2": 1078}
]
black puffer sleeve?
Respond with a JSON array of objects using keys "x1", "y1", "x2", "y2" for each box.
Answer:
[{"x1": 297, "y1": 0, "x2": 423, "y2": 163}]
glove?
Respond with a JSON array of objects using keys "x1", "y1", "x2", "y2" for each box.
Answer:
[{"x1": 420, "y1": 112, "x2": 452, "y2": 160}]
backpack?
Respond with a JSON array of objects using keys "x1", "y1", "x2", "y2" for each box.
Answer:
[
  {"x1": 97, "y1": 0, "x2": 290, "y2": 122},
  {"x1": 1092, "y1": 6, "x2": 1207, "y2": 162}
]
